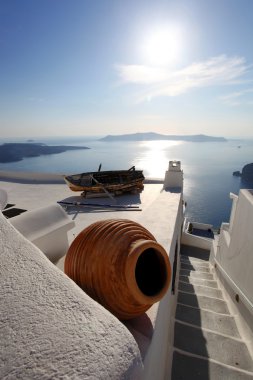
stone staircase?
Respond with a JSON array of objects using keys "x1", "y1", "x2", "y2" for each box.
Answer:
[{"x1": 171, "y1": 245, "x2": 253, "y2": 379}]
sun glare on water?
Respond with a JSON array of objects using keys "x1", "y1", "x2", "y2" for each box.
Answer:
[
  {"x1": 135, "y1": 140, "x2": 182, "y2": 178},
  {"x1": 141, "y1": 24, "x2": 183, "y2": 66}
]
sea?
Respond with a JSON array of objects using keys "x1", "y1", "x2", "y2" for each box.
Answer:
[{"x1": 1, "y1": 136, "x2": 253, "y2": 228}]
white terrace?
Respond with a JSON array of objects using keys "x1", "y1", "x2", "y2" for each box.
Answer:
[{"x1": 0, "y1": 162, "x2": 252, "y2": 379}]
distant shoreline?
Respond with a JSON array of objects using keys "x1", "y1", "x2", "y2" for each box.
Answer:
[{"x1": 0, "y1": 170, "x2": 65, "y2": 184}]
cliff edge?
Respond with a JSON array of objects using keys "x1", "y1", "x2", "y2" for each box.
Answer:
[{"x1": 233, "y1": 163, "x2": 253, "y2": 183}]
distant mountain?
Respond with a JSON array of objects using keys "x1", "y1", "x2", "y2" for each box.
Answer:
[
  {"x1": 0, "y1": 143, "x2": 90, "y2": 163},
  {"x1": 99, "y1": 133, "x2": 226, "y2": 142}
]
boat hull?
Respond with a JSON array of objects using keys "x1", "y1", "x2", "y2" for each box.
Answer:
[{"x1": 64, "y1": 168, "x2": 145, "y2": 194}]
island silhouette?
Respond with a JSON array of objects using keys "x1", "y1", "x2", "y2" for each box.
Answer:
[
  {"x1": 100, "y1": 132, "x2": 226, "y2": 142},
  {"x1": 0, "y1": 143, "x2": 90, "y2": 163}
]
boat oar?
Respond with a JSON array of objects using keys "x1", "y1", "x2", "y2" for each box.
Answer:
[
  {"x1": 57, "y1": 201, "x2": 141, "y2": 211},
  {"x1": 90, "y1": 174, "x2": 115, "y2": 201}
]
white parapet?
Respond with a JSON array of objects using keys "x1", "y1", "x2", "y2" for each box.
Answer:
[
  {"x1": 163, "y1": 160, "x2": 183, "y2": 189},
  {"x1": 229, "y1": 192, "x2": 238, "y2": 234},
  {"x1": 10, "y1": 204, "x2": 75, "y2": 263},
  {"x1": 0, "y1": 188, "x2": 8, "y2": 210},
  {"x1": 211, "y1": 189, "x2": 253, "y2": 336}
]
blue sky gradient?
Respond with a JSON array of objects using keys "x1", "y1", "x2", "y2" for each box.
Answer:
[{"x1": 1, "y1": 0, "x2": 253, "y2": 138}]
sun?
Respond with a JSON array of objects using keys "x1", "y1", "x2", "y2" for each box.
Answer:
[{"x1": 141, "y1": 25, "x2": 182, "y2": 66}]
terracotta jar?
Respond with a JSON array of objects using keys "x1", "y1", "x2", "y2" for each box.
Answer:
[{"x1": 65, "y1": 219, "x2": 171, "y2": 319}]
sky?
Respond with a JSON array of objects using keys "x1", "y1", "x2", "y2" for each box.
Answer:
[{"x1": 0, "y1": 0, "x2": 253, "y2": 138}]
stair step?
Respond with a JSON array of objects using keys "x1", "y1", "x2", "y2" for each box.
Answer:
[
  {"x1": 178, "y1": 282, "x2": 223, "y2": 299},
  {"x1": 180, "y1": 245, "x2": 210, "y2": 261},
  {"x1": 179, "y1": 275, "x2": 218, "y2": 288},
  {"x1": 180, "y1": 262, "x2": 211, "y2": 273},
  {"x1": 178, "y1": 292, "x2": 230, "y2": 314},
  {"x1": 174, "y1": 245, "x2": 253, "y2": 379},
  {"x1": 180, "y1": 256, "x2": 210, "y2": 266},
  {"x1": 172, "y1": 351, "x2": 253, "y2": 380},
  {"x1": 176, "y1": 304, "x2": 240, "y2": 337},
  {"x1": 174, "y1": 322, "x2": 253, "y2": 371},
  {"x1": 180, "y1": 269, "x2": 214, "y2": 280}
]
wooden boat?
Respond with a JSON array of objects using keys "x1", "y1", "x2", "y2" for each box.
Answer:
[{"x1": 64, "y1": 166, "x2": 145, "y2": 195}]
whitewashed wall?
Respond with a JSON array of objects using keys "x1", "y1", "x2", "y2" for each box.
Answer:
[{"x1": 214, "y1": 189, "x2": 253, "y2": 307}]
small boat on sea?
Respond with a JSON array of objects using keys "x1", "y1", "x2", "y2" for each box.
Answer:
[{"x1": 64, "y1": 166, "x2": 145, "y2": 196}]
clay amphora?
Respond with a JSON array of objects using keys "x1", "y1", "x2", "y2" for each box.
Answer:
[{"x1": 65, "y1": 219, "x2": 171, "y2": 319}]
